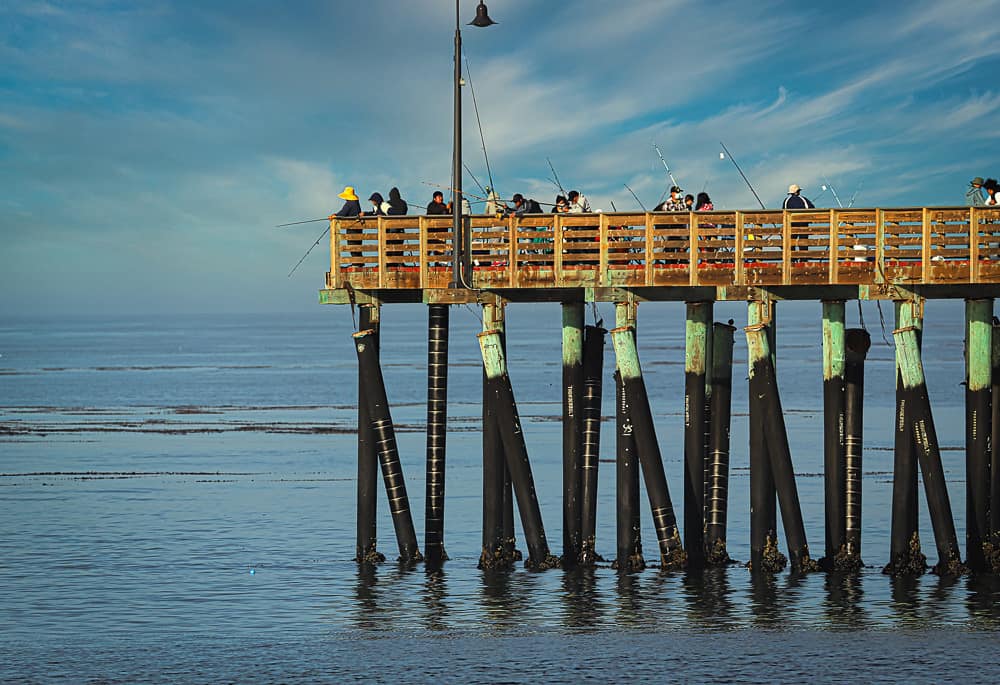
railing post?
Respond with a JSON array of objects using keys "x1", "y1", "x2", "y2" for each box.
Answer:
[
  {"x1": 418, "y1": 217, "x2": 429, "y2": 288},
  {"x1": 875, "y1": 209, "x2": 885, "y2": 284},
  {"x1": 782, "y1": 210, "x2": 792, "y2": 283},
  {"x1": 331, "y1": 218, "x2": 341, "y2": 288},
  {"x1": 377, "y1": 217, "x2": 386, "y2": 288},
  {"x1": 970, "y1": 207, "x2": 980, "y2": 284},
  {"x1": 734, "y1": 211, "x2": 745, "y2": 286},
  {"x1": 508, "y1": 215, "x2": 518, "y2": 288},
  {"x1": 829, "y1": 209, "x2": 839, "y2": 285},
  {"x1": 599, "y1": 213, "x2": 610, "y2": 287},
  {"x1": 921, "y1": 207, "x2": 931, "y2": 282},
  {"x1": 689, "y1": 212, "x2": 699, "y2": 286},
  {"x1": 644, "y1": 213, "x2": 655, "y2": 286}
]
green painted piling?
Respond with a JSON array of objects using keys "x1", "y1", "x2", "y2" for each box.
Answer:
[
  {"x1": 613, "y1": 302, "x2": 644, "y2": 572},
  {"x1": 748, "y1": 301, "x2": 779, "y2": 572},
  {"x1": 991, "y1": 320, "x2": 1000, "y2": 568},
  {"x1": 479, "y1": 303, "x2": 507, "y2": 569},
  {"x1": 611, "y1": 325, "x2": 686, "y2": 569},
  {"x1": 355, "y1": 304, "x2": 384, "y2": 564},
  {"x1": 706, "y1": 321, "x2": 736, "y2": 565},
  {"x1": 822, "y1": 301, "x2": 847, "y2": 565},
  {"x1": 965, "y1": 299, "x2": 992, "y2": 572},
  {"x1": 684, "y1": 302, "x2": 712, "y2": 569},
  {"x1": 562, "y1": 302, "x2": 585, "y2": 566},
  {"x1": 478, "y1": 329, "x2": 557, "y2": 569},
  {"x1": 886, "y1": 301, "x2": 926, "y2": 576},
  {"x1": 894, "y1": 325, "x2": 966, "y2": 576},
  {"x1": 746, "y1": 323, "x2": 817, "y2": 573},
  {"x1": 354, "y1": 329, "x2": 422, "y2": 564}
]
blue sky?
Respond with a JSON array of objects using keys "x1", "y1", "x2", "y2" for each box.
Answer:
[{"x1": 2, "y1": 0, "x2": 999, "y2": 315}]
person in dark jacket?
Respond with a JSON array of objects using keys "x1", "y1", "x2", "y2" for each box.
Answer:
[
  {"x1": 782, "y1": 184, "x2": 815, "y2": 209},
  {"x1": 384, "y1": 188, "x2": 407, "y2": 261},
  {"x1": 367, "y1": 192, "x2": 387, "y2": 216},
  {"x1": 330, "y1": 186, "x2": 363, "y2": 258},
  {"x1": 426, "y1": 191, "x2": 450, "y2": 215},
  {"x1": 386, "y1": 187, "x2": 408, "y2": 215},
  {"x1": 510, "y1": 193, "x2": 542, "y2": 215}
]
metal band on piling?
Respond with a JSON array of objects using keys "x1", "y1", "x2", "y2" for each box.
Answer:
[
  {"x1": 579, "y1": 325, "x2": 606, "y2": 565},
  {"x1": 424, "y1": 304, "x2": 450, "y2": 567},
  {"x1": 705, "y1": 321, "x2": 736, "y2": 565},
  {"x1": 841, "y1": 327, "x2": 871, "y2": 571}
]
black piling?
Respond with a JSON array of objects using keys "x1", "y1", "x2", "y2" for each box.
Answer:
[
  {"x1": 579, "y1": 325, "x2": 606, "y2": 565},
  {"x1": 705, "y1": 321, "x2": 736, "y2": 565},
  {"x1": 965, "y1": 299, "x2": 992, "y2": 572},
  {"x1": 479, "y1": 303, "x2": 507, "y2": 569},
  {"x1": 355, "y1": 304, "x2": 384, "y2": 564},
  {"x1": 611, "y1": 325, "x2": 686, "y2": 570},
  {"x1": 894, "y1": 325, "x2": 967, "y2": 576},
  {"x1": 478, "y1": 329, "x2": 558, "y2": 570},
  {"x1": 561, "y1": 302, "x2": 585, "y2": 567},
  {"x1": 748, "y1": 301, "x2": 781, "y2": 573},
  {"x1": 746, "y1": 323, "x2": 818, "y2": 573},
  {"x1": 885, "y1": 301, "x2": 926, "y2": 576},
  {"x1": 424, "y1": 304, "x2": 450, "y2": 568},
  {"x1": 684, "y1": 302, "x2": 713, "y2": 569},
  {"x1": 990, "y1": 319, "x2": 1000, "y2": 571},
  {"x1": 822, "y1": 301, "x2": 846, "y2": 565},
  {"x1": 353, "y1": 328, "x2": 422, "y2": 563},
  {"x1": 840, "y1": 327, "x2": 871, "y2": 571}
]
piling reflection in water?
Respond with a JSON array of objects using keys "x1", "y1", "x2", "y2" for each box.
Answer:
[
  {"x1": 420, "y1": 569, "x2": 449, "y2": 631},
  {"x1": 680, "y1": 568, "x2": 735, "y2": 629},
  {"x1": 560, "y1": 568, "x2": 605, "y2": 630},
  {"x1": 822, "y1": 573, "x2": 869, "y2": 628}
]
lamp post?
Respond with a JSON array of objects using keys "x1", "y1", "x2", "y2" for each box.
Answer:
[{"x1": 451, "y1": 1, "x2": 496, "y2": 289}]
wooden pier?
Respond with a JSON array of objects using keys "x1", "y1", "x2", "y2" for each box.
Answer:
[
  {"x1": 327, "y1": 206, "x2": 1000, "y2": 576},
  {"x1": 322, "y1": 207, "x2": 1000, "y2": 304}
]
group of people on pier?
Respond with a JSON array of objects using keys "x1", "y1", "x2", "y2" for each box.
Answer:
[{"x1": 967, "y1": 177, "x2": 1000, "y2": 207}]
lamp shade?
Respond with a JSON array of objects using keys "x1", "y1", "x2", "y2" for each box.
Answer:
[{"x1": 469, "y1": 1, "x2": 496, "y2": 27}]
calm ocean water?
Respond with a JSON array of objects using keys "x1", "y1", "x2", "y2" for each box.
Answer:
[{"x1": 2, "y1": 303, "x2": 999, "y2": 683}]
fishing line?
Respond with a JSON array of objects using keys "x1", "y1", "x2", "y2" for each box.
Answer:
[{"x1": 463, "y1": 49, "x2": 497, "y2": 197}]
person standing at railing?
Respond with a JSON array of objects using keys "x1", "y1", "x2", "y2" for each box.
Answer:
[
  {"x1": 551, "y1": 195, "x2": 569, "y2": 213},
  {"x1": 330, "y1": 186, "x2": 363, "y2": 259},
  {"x1": 367, "y1": 192, "x2": 389, "y2": 216},
  {"x1": 967, "y1": 177, "x2": 986, "y2": 206},
  {"x1": 985, "y1": 179, "x2": 999, "y2": 206},
  {"x1": 654, "y1": 186, "x2": 686, "y2": 212},
  {"x1": 783, "y1": 184, "x2": 814, "y2": 260},
  {"x1": 384, "y1": 188, "x2": 408, "y2": 263},
  {"x1": 567, "y1": 190, "x2": 591, "y2": 213},
  {"x1": 426, "y1": 191, "x2": 450, "y2": 215}
]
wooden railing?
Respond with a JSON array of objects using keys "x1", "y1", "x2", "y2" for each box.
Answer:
[{"x1": 328, "y1": 207, "x2": 1000, "y2": 291}]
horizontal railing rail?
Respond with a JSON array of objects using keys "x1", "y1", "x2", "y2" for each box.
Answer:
[{"x1": 327, "y1": 207, "x2": 1000, "y2": 290}]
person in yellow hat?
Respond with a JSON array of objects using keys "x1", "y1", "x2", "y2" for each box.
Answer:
[{"x1": 330, "y1": 186, "x2": 363, "y2": 259}]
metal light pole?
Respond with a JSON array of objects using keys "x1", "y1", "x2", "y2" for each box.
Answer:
[{"x1": 451, "y1": 1, "x2": 496, "y2": 289}]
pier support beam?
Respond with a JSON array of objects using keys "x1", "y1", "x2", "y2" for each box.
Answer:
[
  {"x1": 354, "y1": 328, "x2": 422, "y2": 564},
  {"x1": 746, "y1": 323, "x2": 818, "y2": 573},
  {"x1": 840, "y1": 328, "x2": 871, "y2": 571},
  {"x1": 613, "y1": 301, "x2": 644, "y2": 572},
  {"x1": 479, "y1": 302, "x2": 507, "y2": 569},
  {"x1": 822, "y1": 300, "x2": 846, "y2": 566},
  {"x1": 748, "y1": 300, "x2": 780, "y2": 572},
  {"x1": 894, "y1": 325, "x2": 967, "y2": 576},
  {"x1": 611, "y1": 325, "x2": 686, "y2": 570},
  {"x1": 355, "y1": 303, "x2": 385, "y2": 564},
  {"x1": 424, "y1": 304, "x2": 450, "y2": 568},
  {"x1": 561, "y1": 302, "x2": 585, "y2": 566},
  {"x1": 885, "y1": 301, "x2": 927, "y2": 576},
  {"x1": 965, "y1": 299, "x2": 992, "y2": 572},
  {"x1": 684, "y1": 302, "x2": 713, "y2": 569},
  {"x1": 579, "y1": 324, "x2": 606, "y2": 565},
  {"x1": 478, "y1": 329, "x2": 558, "y2": 570},
  {"x1": 706, "y1": 321, "x2": 736, "y2": 565}
]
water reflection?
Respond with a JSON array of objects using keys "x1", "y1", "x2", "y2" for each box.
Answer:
[
  {"x1": 889, "y1": 574, "x2": 922, "y2": 625},
  {"x1": 478, "y1": 570, "x2": 530, "y2": 631},
  {"x1": 681, "y1": 567, "x2": 735, "y2": 629},
  {"x1": 748, "y1": 573, "x2": 781, "y2": 627},
  {"x1": 966, "y1": 574, "x2": 1000, "y2": 629},
  {"x1": 822, "y1": 573, "x2": 869, "y2": 628},
  {"x1": 613, "y1": 572, "x2": 643, "y2": 628},
  {"x1": 421, "y1": 569, "x2": 449, "y2": 631},
  {"x1": 560, "y1": 568, "x2": 604, "y2": 630},
  {"x1": 351, "y1": 563, "x2": 382, "y2": 631}
]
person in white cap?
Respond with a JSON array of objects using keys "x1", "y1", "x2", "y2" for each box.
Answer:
[{"x1": 783, "y1": 184, "x2": 815, "y2": 210}]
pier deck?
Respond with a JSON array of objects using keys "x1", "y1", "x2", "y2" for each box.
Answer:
[{"x1": 321, "y1": 207, "x2": 1000, "y2": 304}]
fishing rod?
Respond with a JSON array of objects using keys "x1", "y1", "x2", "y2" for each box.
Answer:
[
  {"x1": 623, "y1": 183, "x2": 647, "y2": 212},
  {"x1": 287, "y1": 216, "x2": 366, "y2": 278},
  {"x1": 719, "y1": 141, "x2": 766, "y2": 210},
  {"x1": 822, "y1": 177, "x2": 844, "y2": 209},
  {"x1": 464, "y1": 163, "x2": 488, "y2": 197},
  {"x1": 547, "y1": 157, "x2": 567, "y2": 196},
  {"x1": 610, "y1": 200, "x2": 618, "y2": 212},
  {"x1": 653, "y1": 143, "x2": 681, "y2": 194},
  {"x1": 463, "y1": 49, "x2": 497, "y2": 200},
  {"x1": 848, "y1": 181, "x2": 864, "y2": 208},
  {"x1": 276, "y1": 217, "x2": 329, "y2": 228}
]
